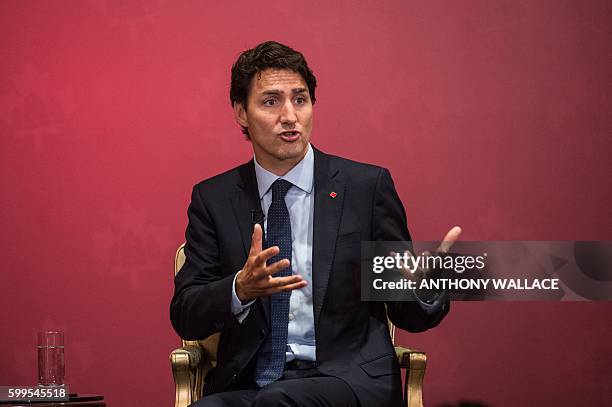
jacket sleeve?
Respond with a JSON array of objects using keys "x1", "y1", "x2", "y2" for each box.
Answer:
[
  {"x1": 372, "y1": 168, "x2": 450, "y2": 332},
  {"x1": 170, "y1": 183, "x2": 237, "y2": 340}
]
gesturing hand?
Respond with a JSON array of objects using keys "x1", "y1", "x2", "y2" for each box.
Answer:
[
  {"x1": 235, "y1": 223, "x2": 307, "y2": 304},
  {"x1": 390, "y1": 226, "x2": 462, "y2": 303},
  {"x1": 395, "y1": 226, "x2": 463, "y2": 279}
]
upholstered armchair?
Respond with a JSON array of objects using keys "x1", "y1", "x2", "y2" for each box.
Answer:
[{"x1": 170, "y1": 244, "x2": 427, "y2": 407}]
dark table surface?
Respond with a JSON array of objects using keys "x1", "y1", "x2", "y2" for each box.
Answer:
[{"x1": 0, "y1": 394, "x2": 104, "y2": 407}]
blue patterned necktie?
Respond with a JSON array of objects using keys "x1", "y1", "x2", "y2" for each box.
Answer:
[{"x1": 255, "y1": 179, "x2": 293, "y2": 387}]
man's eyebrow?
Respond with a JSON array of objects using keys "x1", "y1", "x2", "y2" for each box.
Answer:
[{"x1": 260, "y1": 88, "x2": 308, "y2": 96}]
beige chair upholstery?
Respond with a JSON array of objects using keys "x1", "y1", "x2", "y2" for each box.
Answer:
[{"x1": 171, "y1": 244, "x2": 427, "y2": 407}]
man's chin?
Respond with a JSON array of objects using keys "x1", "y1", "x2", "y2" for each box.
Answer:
[{"x1": 276, "y1": 142, "x2": 308, "y2": 160}]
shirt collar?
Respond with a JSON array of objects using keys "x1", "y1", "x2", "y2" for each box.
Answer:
[{"x1": 254, "y1": 143, "x2": 314, "y2": 199}]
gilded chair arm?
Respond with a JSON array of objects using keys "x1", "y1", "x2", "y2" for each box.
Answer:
[
  {"x1": 395, "y1": 346, "x2": 427, "y2": 407},
  {"x1": 172, "y1": 345, "x2": 203, "y2": 368},
  {"x1": 170, "y1": 345, "x2": 204, "y2": 407}
]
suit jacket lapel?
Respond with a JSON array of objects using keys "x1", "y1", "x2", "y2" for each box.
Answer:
[
  {"x1": 230, "y1": 160, "x2": 270, "y2": 324},
  {"x1": 312, "y1": 147, "x2": 345, "y2": 329}
]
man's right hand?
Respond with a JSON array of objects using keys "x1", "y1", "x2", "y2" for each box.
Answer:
[{"x1": 235, "y1": 223, "x2": 307, "y2": 304}]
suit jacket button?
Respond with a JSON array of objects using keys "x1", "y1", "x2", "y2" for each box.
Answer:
[{"x1": 231, "y1": 374, "x2": 237, "y2": 382}]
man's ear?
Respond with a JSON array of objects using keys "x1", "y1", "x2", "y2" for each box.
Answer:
[{"x1": 233, "y1": 102, "x2": 248, "y2": 128}]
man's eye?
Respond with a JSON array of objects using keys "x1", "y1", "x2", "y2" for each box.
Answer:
[
  {"x1": 295, "y1": 97, "x2": 306, "y2": 104},
  {"x1": 263, "y1": 99, "x2": 276, "y2": 106}
]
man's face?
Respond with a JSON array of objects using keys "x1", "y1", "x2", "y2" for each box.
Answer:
[{"x1": 234, "y1": 69, "x2": 313, "y2": 175}]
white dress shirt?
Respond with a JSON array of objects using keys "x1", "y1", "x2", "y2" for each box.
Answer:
[{"x1": 231, "y1": 143, "x2": 316, "y2": 362}]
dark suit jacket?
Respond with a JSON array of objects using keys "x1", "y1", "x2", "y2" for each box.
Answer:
[{"x1": 170, "y1": 146, "x2": 449, "y2": 406}]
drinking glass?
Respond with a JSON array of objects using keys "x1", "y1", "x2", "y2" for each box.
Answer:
[{"x1": 37, "y1": 331, "x2": 65, "y2": 386}]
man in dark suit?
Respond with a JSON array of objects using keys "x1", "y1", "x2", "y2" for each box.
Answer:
[{"x1": 171, "y1": 41, "x2": 458, "y2": 407}]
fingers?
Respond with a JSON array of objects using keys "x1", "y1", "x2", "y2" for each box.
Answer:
[
  {"x1": 390, "y1": 249, "x2": 414, "y2": 257},
  {"x1": 246, "y1": 274, "x2": 305, "y2": 297},
  {"x1": 249, "y1": 223, "x2": 263, "y2": 256},
  {"x1": 389, "y1": 250, "x2": 415, "y2": 272},
  {"x1": 250, "y1": 250, "x2": 290, "y2": 280},
  {"x1": 252, "y1": 245, "x2": 281, "y2": 268},
  {"x1": 266, "y1": 258, "x2": 291, "y2": 275},
  {"x1": 264, "y1": 277, "x2": 307, "y2": 296},
  {"x1": 268, "y1": 274, "x2": 304, "y2": 288},
  {"x1": 437, "y1": 225, "x2": 462, "y2": 254},
  {"x1": 271, "y1": 280, "x2": 308, "y2": 294}
]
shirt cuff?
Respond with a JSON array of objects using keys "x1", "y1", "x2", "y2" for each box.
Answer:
[{"x1": 231, "y1": 270, "x2": 255, "y2": 323}]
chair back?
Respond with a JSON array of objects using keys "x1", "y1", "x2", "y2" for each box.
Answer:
[{"x1": 175, "y1": 244, "x2": 220, "y2": 366}]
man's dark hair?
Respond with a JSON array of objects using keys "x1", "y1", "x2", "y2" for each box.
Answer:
[{"x1": 230, "y1": 41, "x2": 317, "y2": 138}]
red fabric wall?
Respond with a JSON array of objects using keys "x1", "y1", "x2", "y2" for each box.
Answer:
[{"x1": 1, "y1": 1, "x2": 610, "y2": 406}]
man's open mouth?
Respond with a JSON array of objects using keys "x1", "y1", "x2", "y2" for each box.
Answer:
[{"x1": 280, "y1": 131, "x2": 300, "y2": 141}]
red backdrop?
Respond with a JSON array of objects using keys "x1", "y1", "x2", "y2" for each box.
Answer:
[{"x1": 1, "y1": 1, "x2": 611, "y2": 406}]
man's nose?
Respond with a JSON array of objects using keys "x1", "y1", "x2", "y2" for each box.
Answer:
[{"x1": 280, "y1": 100, "x2": 297, "y2": 124}]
